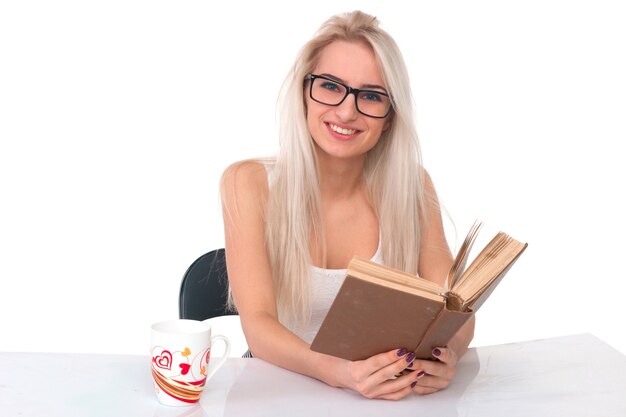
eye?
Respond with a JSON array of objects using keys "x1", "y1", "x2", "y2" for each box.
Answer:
[
  {"x1": 319, "y1": 81, "x2": 342, "y2": 93},
  {"x1": 359, "y1": 91, "x2": 384, "y2": 102}
]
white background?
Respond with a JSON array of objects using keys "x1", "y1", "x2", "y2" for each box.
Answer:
[{"x1": 1, "y1": 0, "x2": 625, "y2": 356}]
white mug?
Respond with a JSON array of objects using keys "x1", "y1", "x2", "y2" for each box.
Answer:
[{"x1": 151, "y1": 319, "x2": 231, "y2": 406}]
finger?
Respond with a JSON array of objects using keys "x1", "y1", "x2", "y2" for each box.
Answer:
[
  {"x1": 371, "y1": 351, "x2": 416, "y2": 384},
  {"x1": 353, "y1": 348, "x2": 408, "y2": 381},
  {"x1": 412, "y1": 384, "x2": 439, "y2": 395},
  {"x1": 351, "y1": 348, "x2": 414, "y2": 397},
  {"x1": 431, "y1": 346, "x2": 458, "y2": 365},
  {"x1": 395, "y1": 359, "x2": 416, "y2": 378},
  {"x1": 411, "y1": 359, "x2": 454, "y2": 380},
  {"x1": 361, "y1": 348, "x2": 409, "y2": 372},
  {"x1": 410, "y1": 371, "x2": 439, "y2": 395},
  {"x1": 371, "y1": 349, "x2": 416, "y2": 379},
  {"x1": 412, "y1": 373, "x2": 452, "y2": 391},
  {"x1": 368, "y1": 370, "x2": 418, "y2": 400},
  {"x1": 376, "y1": 384, "x2": 414, "y2": 400}
]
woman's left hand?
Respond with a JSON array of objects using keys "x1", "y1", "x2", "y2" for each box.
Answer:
[{"x1": 409, "y1": 346, "x2": 458, "y2": 395}]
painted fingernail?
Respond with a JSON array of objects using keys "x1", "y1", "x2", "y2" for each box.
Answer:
[
  {"x1": 396, "y1": 348, "x2": 407, "y2": 356},
  {"x1": 407, "y1": 361, "x2": 414, "y2": 368},
  {"x1": 405, "y1": 352, "x2": 416, "y2": 363},
  {"x1": 432, "y1": 348, "x2": 441, "y2": 357},
  {"x1": 411, "y1": 381, "x2": 417, "y2": 388},
  {"x1": 416, "y1": 370, "x2": 426, "y2": 378}
]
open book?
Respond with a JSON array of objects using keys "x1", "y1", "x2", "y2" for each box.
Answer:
[{"x1": 310, "y1": 222, "x2": 528, "y2": 361}]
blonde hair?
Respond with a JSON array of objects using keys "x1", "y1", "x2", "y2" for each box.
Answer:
[{"x1": 259, "y1": 11, "x2": 426, "y2": 330}]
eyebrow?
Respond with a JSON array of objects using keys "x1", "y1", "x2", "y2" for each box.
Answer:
[{"x1": 320, "y1": 73, "x2": 388, "y2": 92}]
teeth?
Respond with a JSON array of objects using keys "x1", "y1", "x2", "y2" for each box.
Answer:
[{"x1": 330, "y1": 123, "x2": 356, "y2": 135}]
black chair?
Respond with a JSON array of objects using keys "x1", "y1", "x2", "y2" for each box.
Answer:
[{"x1": 178, "y1": 248, "x2": 238, "y2": 321}]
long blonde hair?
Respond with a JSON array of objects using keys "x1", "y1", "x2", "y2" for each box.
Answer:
[{"x1": 261, "y1": 11, "x2": 426, "y2": 330}]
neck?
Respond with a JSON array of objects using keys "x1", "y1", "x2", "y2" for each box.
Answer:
[{"x1": 316, "y1": 151, "x2": 366, "y2": 200}]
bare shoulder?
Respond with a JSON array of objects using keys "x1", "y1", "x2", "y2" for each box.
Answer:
[
  {"x1": 419, "y1": 167, "x2": 441, "y2": 211},
  {"x1": 221, "y1": 160, "x2": 269, "y2": 199},
  {"x1": 220, "y1": 160, "x2": 270, "y2": 226},
  {"x1": 420, "y1": 167, "x2": 436, "y2": 192}
]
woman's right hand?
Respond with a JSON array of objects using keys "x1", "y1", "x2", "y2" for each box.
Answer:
[{"x1": 338, "y1": 348, "x2": 424, "y2": 400}]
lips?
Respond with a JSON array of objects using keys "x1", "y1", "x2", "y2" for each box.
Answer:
[
  {"x1": 325, "y1": 122, "x2": 361, "y2": 139},
  {"x1": 329, "y1": 123, "x2": 357, "y2": 135}
]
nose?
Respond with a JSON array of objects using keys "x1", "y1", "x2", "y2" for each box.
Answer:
[{"x1": 335, "y1": 92, "x2": 359, "y2": 122}]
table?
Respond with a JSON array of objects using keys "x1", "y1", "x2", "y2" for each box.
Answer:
[{"x1": 1, "y1": 334, "x2": 625, "y2": 416}]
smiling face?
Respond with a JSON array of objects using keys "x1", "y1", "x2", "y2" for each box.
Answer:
[{"x1": 305, "y1": 40, "x2": 390, "y2": 163}]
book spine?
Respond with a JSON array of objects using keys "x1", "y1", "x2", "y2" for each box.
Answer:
[{"x1": 412, "y1": 306, "x2": 473, "y2": 358}]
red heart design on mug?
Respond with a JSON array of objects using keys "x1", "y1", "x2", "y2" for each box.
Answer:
[
  {"x1": 153, "y1": 350, "x2": 173, "y2": 370},
  {"x1": 179, "y1": 362, "x2": 191, "y2": 375}
]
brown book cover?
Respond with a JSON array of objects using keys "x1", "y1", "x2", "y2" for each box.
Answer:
[{"x1": 310, "y1": 223, "x2": 527, "y2": 361}]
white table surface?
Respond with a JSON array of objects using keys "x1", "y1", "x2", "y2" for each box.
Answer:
[{"x1": 1, "y1": 334, "x2": 625, "y2": 417}]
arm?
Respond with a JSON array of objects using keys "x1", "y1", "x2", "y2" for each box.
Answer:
[
  {"x1": 413, "y1": 170, "x2": 476, "y2": 394},
  {"x1": 221, "y1": 161, "x2": 419, "y2": 400}
]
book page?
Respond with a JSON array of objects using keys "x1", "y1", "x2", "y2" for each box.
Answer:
[
  {"x1": 349, "y1": 256, "x2": 446, "y2": 300},
  {"x1": 448, "y1": 220, "x2": 483, "y2": 289},
  {"x1": 452, "y1": 233, "x2": 527, "y2": 309},
  {"x1": 347, "y1": 269, "x2": 446, "y2": 303}
]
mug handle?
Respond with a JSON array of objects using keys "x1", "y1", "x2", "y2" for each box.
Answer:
[{"x1": 205, "y1": 335, "x2": 231, "y2": 380}]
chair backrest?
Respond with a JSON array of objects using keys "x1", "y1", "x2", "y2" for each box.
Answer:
[{"x1": 178, "y1": 248, "x2": 238, "y2": 320}]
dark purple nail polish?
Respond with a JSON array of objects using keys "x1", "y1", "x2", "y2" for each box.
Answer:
[
  {"x1": 432, "y1": 348, "x2": 441, "y2": 357},
  {"x1": 417, "y1": 370, "x2": 426, "y2": 378},
  {"x1": 396, "y1": 348, "x2": 407, "y2": 356},
  {"x1": 407, "y1": 361, "x2": 414, "y2": 368},
  {"x1": 405, "y1": 352, "x2": 416, "y2": 363},
  {"x1": 411, "y1": 381, "x2": 417, "y2": 388}
]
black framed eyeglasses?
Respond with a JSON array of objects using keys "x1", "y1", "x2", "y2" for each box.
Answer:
[{"x1": 305, "y1": 74, "x2": 392, "y2": 118}]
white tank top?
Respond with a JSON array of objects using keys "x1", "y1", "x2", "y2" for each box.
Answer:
[
  {"x1": 294, "y1": 243, "x2": 384, "y2": 344},
  {"x1": 263, "y1": 162, "x2": 384, "y2": 344}
]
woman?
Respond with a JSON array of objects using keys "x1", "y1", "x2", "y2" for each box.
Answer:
[{"x1": 221, "y1": 10, "x2": 474, "y2": 400}]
